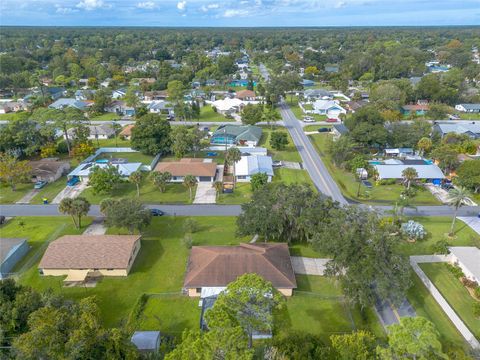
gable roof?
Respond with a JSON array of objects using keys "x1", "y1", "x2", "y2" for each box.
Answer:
[
  {"x1": 235, "y1": 155, "x2": 274, "y2": 177},
  {"x1": 457, "y1": 103, "x2": 480, "y2": 111},
  {"x1": 332, "y1": 123, "x2": 349, "y2": 135},
  {"x1": 214, "y1": 125, "x2": 262, "y2": 142},
  {"x1": 304, "y1": 89, "x2": 332, "y2": 98},
  {"x1": 313, "y1": 100, "x2": 345, "y2": 111},
  {"x1": 235, "y1": 90, "x2": 256, "y2": 99},
  {"x1": 434, "y1": 123, "x2": 480, "y2": 136},
  {"x1": 184, "y1": 243, "x2": 297, "y2": 289},
  {"x1": 120, "y1": 124, "x2": 134, "y2": 137},
  {"x1": 49, "y1": 98, "x2": 88, "y2": 111},
  {"x1": 154, "y1": 158, "x2": 217, "y2": 177},
  {"x1": 28, "y1": 159, "x2": 70, "y2": 177},
  {"x1": 39, "y1": 235, "x2": 140, "y2": 270}
]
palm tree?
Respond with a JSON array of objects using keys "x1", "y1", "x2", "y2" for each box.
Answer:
[
  {"x1": 401, "y1": 167, "x2": 418, "y2": 190},
  {"x1": 446, "y1": 186, "x2": 472, "y2": 236},
  {"x1": 213, "y1": 181, "x2": 223, "y2": 201},
  {"x1": 226, "y1": 147, "x2": 242, "y2": 189},
  {"x1": 183, "y1": 175, "x2": 198, "y2": 202},
  {"x1": 150, "y1": 171, "x2": 172, "y2": 193},
  {"x1": 59, "y1": 197, "x2": 90, "y2": 229},
  {"x1": 417, "y1": 137, "x2": 432, "y2": 156},
  {"x1": 129, "y1": 170, "x2": 144, "y2": 197}
]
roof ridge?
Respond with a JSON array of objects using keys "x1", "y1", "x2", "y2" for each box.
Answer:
[{"x1": 261, "y1": 245, "x2": 296, "y2": 287}]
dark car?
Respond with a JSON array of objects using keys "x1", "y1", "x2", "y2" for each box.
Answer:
[
  {"x1": 317, "y1": 127, "x2": 330, "y2": 133},
  {"x1": 362, "y1": 180, "x2": 373, "y2": 188},
  {"x1": 34, "y1": 180, "x2": 48, "y2": 189},
  {"x1": 150, "y1": 209, "x2": 164, "y2": 216},
  {"x1": 66, "y1": 176, "x2": 80, "y2": 187}
]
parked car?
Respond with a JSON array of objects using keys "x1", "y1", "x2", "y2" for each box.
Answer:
[
  {"x1": 326, "y1": 118, "x2": 338, "y2": 123},
  {"x1": 317, "y1": 127, "x2": 330, "y2": 133},
  {"x1": 34, "y1": 180, "x2": 47, "y2": 189},
  {"x1": 303, "y1": 116, "x2": 315, "y2": 123},
  {"x1": 272, "y1": 160, "x2": 283, "y2": 167},
  {"x1": 150, "y1": 208, "x2": 164, "y2": 216},
  {"x1": 362, "y1": 180, "x2": 373, "y2": 188},
  {"x1": 67, "y1": 176, "x2": 80, "y2": 187}
]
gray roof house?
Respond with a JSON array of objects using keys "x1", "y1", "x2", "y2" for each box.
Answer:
[
  {"x1": 49, "y1": 98, "x2": 89, "y2": 111},
  {"x1": 455, "y1": 104, "x2": 480, "y2": 113},
  {"x1": 235, "y1": 155, "x2": 274, "y2": 182},
  {"x1": 131, "y1": 331, "x2": 161, "y2": 353},
  {"x1": 448, "y1": 247, "x2": 480, "y2": 283},
  {"x1": 67, "y1": 124, "x2": 115, "y2": 140},
  {"x1": 211, "y1": 125, "x2": 263, "y2": 147},
  {"x1": 374, "y1": 164, "x2": 445, "y2": 181},
  {"x1": 433, "y1": 123, "x2": 480, "y2": 139},
  {"x1": 332, "y1": 123, "x2": 349, "y2": 140},
  {"x1": 303, "y1": 89, "x2": 333, "y2": 100},
  {"x1": 1, "y1": 238, "x2": 29, "y2": 279}
]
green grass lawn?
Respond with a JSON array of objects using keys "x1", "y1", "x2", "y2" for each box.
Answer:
[
  {"x1": 89, "y1": 113, "x2": 122, "y2": 121},
  {"x1": 95, "y1": 152, "x2": 154, "y2": 165},
  {"x1": 199, "y1": 105, "x2": 233, "y2": 122},
  {"x1": 397, "y1": 217, "x2": 480, "y2": 256},
  {"x1": 80, "y1": 178, "x2": 195, "y2": 204},
  {"x1": 0, "y1": 182, "x2": 34, "y2": 204},
  {"x1": 217, "y1": 182, "x2": 252, "y2": 204},
  {"x1": 18, "y1": 217, "x2": 247, "y2": 327},
  {"x1": 420, "y1": 263, "x2": 480, "y2": 339},
  {"x1": 273, "y1": 168, "x2": 314, "y2": 188},
  {"x1": 309, "y1": 134, "x2": 441, "y2": 206},
  {"x1": 1, "y1": 217, "x2": 92, "y2": 273},
  {"x1": 458, "y1": 113, "x2": 480, "y2": 120},
  {"x1": 407, "y1": 271, "x2": 469, "y2": 351},
  {"x1": 95, "y1": 137, "x2": 131, "y2": 148},
  {"x1": 303, "y1": 125, "x2": 332, "y2": 132},
  {"x1": 30, "y1": 177, "x2": 68, "y2": 204},
  {"x1": 259, "y1": 126, "x2": 302, "y2": 163},
  {"x1": 276, "y1": 275, "x2": 383, "y2": 341}
]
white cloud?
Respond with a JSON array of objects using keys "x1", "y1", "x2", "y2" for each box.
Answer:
[
  {"x1": 223, "y1": 8, "x2": 250, "y2": 17},
  {"x1": 177, "y1": 0, "x2": 186, "y2": 11},
  {"x1": 136, "y1": 1, "x2": 156, "y2": 9},
  {"x1": 200, "y1": 3, "x2": 219, "y2": 12},
  {"x1": 76, "y1": 0, "x2": 109, "y2": 10},
  {"x1": 55, "y1": 4, "x2": 78, "y2": 14}
]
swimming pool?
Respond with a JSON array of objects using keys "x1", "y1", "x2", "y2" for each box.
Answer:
[
  {"x1": 369, "y1": 161, "x2": 383, "y2": 165},
  {"x1": 95, "y1": 159, "x2": 109, "y2": 164}
]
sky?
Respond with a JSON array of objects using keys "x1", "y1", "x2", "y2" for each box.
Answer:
[{"x1": 0, "y1": 0, "x2": 479, "y2": 27}]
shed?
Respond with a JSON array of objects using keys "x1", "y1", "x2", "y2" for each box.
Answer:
[
  {"x1": 131, "y1": 331, "x2": 161, "y2": 353},
  {"x1": 1, "y1": 238, "x2": 29, "y2": 279}
]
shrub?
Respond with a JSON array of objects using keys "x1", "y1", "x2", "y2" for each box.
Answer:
[
  {"x1": 460, "y1": 277, "x2": 478, "y2": 289},
  {"x1": 56, "y1": 140, "x2": 69, "y2": 154},
  {"x1": 432, "y1": 239, "x2": 449, "y2": 254},
  {"x1": 446, "y1": 263, "x2": 464, "y2": 279},
  {"x1": 475, "y1": 286, "x2": 480, "y2": 300},
  {"x1": 378, "y1": 179, "x2": 396, "y2": 185},
  {"x1": 182, "y1": 234, "x2": 193, "y2": 249},
  {"x1": 401, "y1": 220, "x2": 427, "y2": 241},
  {"x1": 183, "y1": 218, "x2": 199, "y2": 234},
  {"x1": 473, "y1": 302, "x2": 480, "y2": 319}
]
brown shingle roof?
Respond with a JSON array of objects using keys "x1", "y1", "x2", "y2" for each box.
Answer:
[
  {"x1": 235, "y1": 90, "x2": 256, "y2": 99},
  {"x1": 154, "y1": 158, "x2": 217, "y2": 177},
  {"x1": 39, "y1": 235, "x2": 140, "y2": 270},
  {"x1": 184, "y1": 243, "x2": 297, "y2": 289},
  {"x1": 120, "y1": 124, "x2": 134, "y2": 137},
  {"x1": 28, "y1": 159, "x2": 70, "y2": 177}
]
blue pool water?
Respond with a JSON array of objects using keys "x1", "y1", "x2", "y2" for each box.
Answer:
[
  {"x1": 369, "y1": 161, "x2": 383, "y2": 165},
  {"x1": 95, "y1": 159, "x2": 109, "y2": 163}
]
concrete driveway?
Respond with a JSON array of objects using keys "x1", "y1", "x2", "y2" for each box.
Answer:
[
  {"x1": 52, "y1": 181, "x2": 88, "y2": 204},
  {"x1": 15, "y1": 189, "x2": 39, "y2": 204},
  {"x1": 458, "y1": 216, "x2": 480, "y2": 235},
  {"x1": 193, "y1": 182, "x2": 217, "y2": 204},
  {"x1": 290, "y1": 256, "x2": 330, "y2": 275}
]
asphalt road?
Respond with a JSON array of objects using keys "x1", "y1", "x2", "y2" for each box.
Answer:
[{"x1": 279, "y1": 101, "x2": 348, "y2": 205}]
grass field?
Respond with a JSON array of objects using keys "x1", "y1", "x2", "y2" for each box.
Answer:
[
  {"x1": 397, "y1": 217, "x2": 480, "y2": 256},
  {"x1": 303, "y1": 125, "x2": 332, "y2": 132},
  {"x1": 95, "y1": 152, "x2": 154, "y2": 165},
  {"x1": 89, "y1": 113, "x2": 122, "y2": 121},
  {"x1": 95, "y1": 137, "x2": 131, "y2": 148},
  {"x1": 259, "y1": 126, "x2": 302, "y2": 162},
  {"x1": 18, "y1": 217, "x2": 247, "y2": 327},
  {"x1": 0, "y1": 183, "x2": 34, "y2": 204},
  {"x1": 272, "y1": 168, "x2": 315, "y2": 188},
  {"x1": 217, "y1": 182, "x2": 252, "y2": 204},
  {"x1": 309, "y1": 134, "x2": 441, "y2": 206},
  {"x1": 420, "y1": 263, "x2": 480, "y2": 339},
  {"x1": 199, "y1": 105, "x2": 233, "y2": 122},
  {"x1": 407, "y1": 271, "x2": 469, "y2": 351},
  {"x1": 80, "y1": 178, "x2": 195, "y2": 204}
]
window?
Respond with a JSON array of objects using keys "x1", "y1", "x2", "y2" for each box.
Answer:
[
  {"x1": 196, "y1": 288, "x2": 202, "y2": 293},
  {"x1": 237, "y1": 176, "x2": 246, "y2": 180}
]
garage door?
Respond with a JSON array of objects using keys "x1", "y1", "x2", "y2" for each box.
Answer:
[{"x1": 199, "y1": 176, "x2": 212, "y2": 182}]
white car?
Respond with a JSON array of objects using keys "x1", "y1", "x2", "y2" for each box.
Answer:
[{"x1": 303, "y1": 116, "x2": 315, "y2": 123}]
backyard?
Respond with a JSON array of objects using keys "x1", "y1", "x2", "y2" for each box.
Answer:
[
  {"x1": 420, "y1": 263, "x2": 480, "y2": 339},
  {"x1": 309, "y1": 133, "x2": 441, "y2": 205},
  {"x1": 94, "y1": 152, "x2": 154, "y2": 165}
]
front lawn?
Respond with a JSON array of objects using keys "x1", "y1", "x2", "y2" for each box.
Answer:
[
  {"x1": 421, "y1": 263, "x2": 480, "y2": 339},
  {"x1": 30, "y1": 177, "x2": 68, "y2": 204},
  {"x1": 95, "y1": 152, "x2": 154, "y2": 165},
  {"x1": 303, "y1": 125, "x2": 332, "y2": 132},
  {"x1": 273, "y1": 168, "x2": 314, "y2": 188},
  {"x1": 217, "y1": 182, "x2": 252, "y2": 205},
  {"x1": 80, "y1": 179, "x2": 195, "y2": 204},
  {"x1": 0, "y1": 183, "x2": 34, "y2": 204},
  {"x1": 309, "y1": 134, "x2": 441, "y2": 205},
  {"x1": 199, "y1": 106, "x2": 233, "y2": 122},
  {"x1": 89, "y1": 113, "x2": 122, "y2": 121},
  {"x1": 407, "y1": 271, "x2": 469, "y2": 351},
  {"x1": 397, "y1": 217, "x2": 480, "y2": 256},
  {"x1": 259, "y1": 126, "x2": 301, "y2": 163},
  {"x1": 95, "y1": 137, "x2": 131, "y2": 148},
  {"x1": 19, "y1": 217, "x2": 247, "y2": 327}
]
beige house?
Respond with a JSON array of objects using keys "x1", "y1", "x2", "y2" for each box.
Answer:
[
  {"x1": 154, "y1": 158, "x2": 217, "y2": 183},
  {"x1": 29, "y1": 158, "x2": 71, "y2": 183},
  {"x1": 39, "y1": 235, "x2": 141, "y2": 282},
  {"x1": 184, "y1": 243, "x2": 297, "y2": 297}
]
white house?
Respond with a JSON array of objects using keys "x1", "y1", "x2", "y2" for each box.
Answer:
[
  {"x1": 313, "y1": 100, "x2": 346, "y2": 118},
  {"x1": 112, "y1": 88, "x2": 127, "y2": 99},
  {"x1": 448, "y1": 247, "x2": 480, "y2": 283},
  {"x1": 455, "y1": 104, "x2": 480, "y2": 113},
  {"x1": 66, "y1": 124, "x2": 115, "y2": 140},
  {"x1": 68, "y1": 162, "x2": 143, "y2": 181},
  {"x1": 234, "y1": 155, "x2": 274, "y2": 183},
  {"x1": 211, "y1": 98, "x2": 245, "y2": 114}
]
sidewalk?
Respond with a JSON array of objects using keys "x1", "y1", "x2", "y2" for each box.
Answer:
[{"x1": 458, "y1": 216, "x2": 480, "y2": 235}]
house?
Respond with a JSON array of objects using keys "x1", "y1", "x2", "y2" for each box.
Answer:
[
  {"x1": 455, "y1": 104, "x2": 480, "y2": 113},
  {"x1": 384, "y1": 148, "x2": 415, "y2": 157},
  {"x1": 211, "y1": 98, "x2": 245, "y2": 114},
  {"x1": 29, "y1": 158, "x2": 71, "y2": 183},
  {"x1": 331, "y1": 123, "x2": 349, "y2": 140},
  {"x1": 49, "y1": 98, "x2": 89, "y2": 111},
  {"x1": 228, "y1": 80, "x2": 256, "y2": 87},
  {"x1": 67, "y1": 124, "x2": 115, "y2": 140},
  {"x1": 119, "y1": 124, "x2": 134, "y2": 140},
  {"x1": 75, "y1": 89, "x2": 96, "y2": 101},
  {"x1": 148, "y1": 101, "x2": 174, "y2": 115},
  {"x1": 313, "y1": 100, "x2": 346, "y2": 118},
  {"x1": 105, "y1": 100, "x2": 135, "y2": 116},
  {"x1": 154, "y1": 158, "x2": 217, "y2": 183},
  {"x1": 39, "y1": 235, "x2": 141, "y2": 281},
  {"x1": 301, "y1": 79, "x2": 315, "y2": 87},
  {"x1": 68, "y1": 161, "x2": 143, "y2": 181},
  {"x1": 46, "y1": 87, "x2": 67, "y2": 100},
  {"x1": 235, "y1": 90, "x2": 256, "y2": 101},
  {"x1": 131, "y1": 331, "x2": 161, "y2": 353},
  {"x1": 112, "y1": 88, "x2": 127, "y2": 99},
  {"x1": 303, "y1": 89, "x2": 333, "y2": 101},
  {"x1": 1, "y1": 238, "x2": 29, "y2": 279},
  {"x1": 401, "y1": 104, "x2": 429, "y2": 116},
  {"x1": 234, "y1": 155, "x2": 274, "y2": 182},
  {"x1": 144, "y1": 91, "x2": 168, "y2": 101},
  {"x1": 448, "y1": 247, "x2": 480, "y2": 283},
  {"x1": 183, "y1": 243, "x2": 297, "y2": 297},
  {"x1": 0, "y1": 101, "x2": 24, "y2": 114},
  {"x1": 237, "y1": 147, "x2": 268, "y2": 156},
  {"x1": 345, "y1": 100, "x2": 368, "y2": 113},
  {"x1": 373, "y1": 163, "x2": 445, "y2": 184},
  {"x1": 433, "y1": 123, "x2": 480, "y2": 139},
  {"x1": 211, "y1": 125, "x2": 262, "y2": 147}
]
